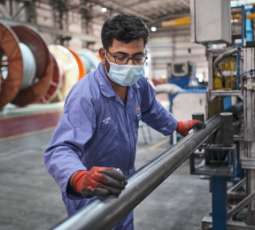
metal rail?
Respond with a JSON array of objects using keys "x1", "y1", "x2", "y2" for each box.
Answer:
[{"x1": 53, "y1": 115, "x2": 222, "y2": 230}]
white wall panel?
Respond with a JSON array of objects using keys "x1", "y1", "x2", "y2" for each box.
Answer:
[{"x1": 148, "y1": 28, "x2": 208, "y2": 82}]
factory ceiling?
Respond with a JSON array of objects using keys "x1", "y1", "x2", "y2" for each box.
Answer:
[
  {"x1": 87, "y1": 0, "x2": 190, "y2": 24},
  {"x1": 0, "y1": 0, "x2": 191, "y2": 39},
  {"x1": 44, "y1": 0, "x2": 190, "y2": 26}
]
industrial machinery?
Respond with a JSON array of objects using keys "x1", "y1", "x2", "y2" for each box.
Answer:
[
  {"x1": 167, "y1": 61, "x2": 194, "y2": 88},
  {"x1": 164, "y1": 60, "x2": 207, "y2": 134},
  {"x1": 189, "y1": 0, "x2": 255, "y2": 229}
]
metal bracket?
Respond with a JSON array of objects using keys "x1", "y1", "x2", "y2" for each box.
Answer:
[
  {"x1": 241, "y1": 157, "x2": 255, "y2": 169},
  {"x1": 227, "y1": 192, "x2": 255, "y2": 219}
]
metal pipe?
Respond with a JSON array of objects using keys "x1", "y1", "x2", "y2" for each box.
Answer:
[
  {"x1": 53, "y1": 115, "x2": 222, "y2": 230},
  {"x1": 227, "y1": 192, "x2": 255, "y2": 219}
]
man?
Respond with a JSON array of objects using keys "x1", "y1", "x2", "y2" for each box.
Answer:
[{"x1": 44, "y1": 14, "x2": 202, "y2": 230}]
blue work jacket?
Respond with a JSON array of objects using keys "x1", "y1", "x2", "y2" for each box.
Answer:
[{"x1": 44, "y1": 63, "x2": 177, "y2": 229}]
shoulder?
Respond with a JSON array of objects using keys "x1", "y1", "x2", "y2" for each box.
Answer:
[
  {"x1": 64, "y1": 70, "x2": 99, "y2": 110},
  {"x1": 136, "y1": 77, "x2": 154, "y2": 94}
]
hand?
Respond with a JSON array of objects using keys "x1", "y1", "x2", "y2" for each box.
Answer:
[
  {"x1": 176, "y1": 120, "x2": 205, "y2": 136},
  {"x1": 70, "y1": 167, "x2": 127, "y2": 197}
]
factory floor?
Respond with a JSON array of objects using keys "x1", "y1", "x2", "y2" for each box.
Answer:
[{"x1": 0, "y1": 105, "x2": 211, "y2": 230}]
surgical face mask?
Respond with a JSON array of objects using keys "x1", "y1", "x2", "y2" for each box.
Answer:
[{"x1": 107, "y1": 62, "x2": 145, "y2": 87}]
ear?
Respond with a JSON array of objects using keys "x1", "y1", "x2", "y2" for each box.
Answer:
[{"x1": 98, "y1": 48, "x2": 106, "y2": 63}]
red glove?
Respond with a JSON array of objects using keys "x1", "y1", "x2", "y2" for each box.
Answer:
[
  {"x1": 176, "y1": 120, "x2": 205, "y2": 136},
  {"x1": 70, "y1": 166, "x2": 127, "y2": 197}
]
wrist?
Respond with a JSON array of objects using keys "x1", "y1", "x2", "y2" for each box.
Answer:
[
  {"x1": 176, "y1": 121, "x2": 183, "y2": 132},
  {"x1": 70, "y1": 170, "x2": 87, "y2": 193}
]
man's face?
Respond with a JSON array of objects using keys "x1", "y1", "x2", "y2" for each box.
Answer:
[{"x1": 99, "y1": 38, "x2": 145, "y2": 69}]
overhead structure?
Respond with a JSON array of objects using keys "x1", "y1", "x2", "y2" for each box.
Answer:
[{"x1": 161, "y1": 16, "x2": 191, "y2": 28}]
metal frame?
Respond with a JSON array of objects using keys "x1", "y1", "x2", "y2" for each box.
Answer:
[{"x1": 202, "y1": 216, "x2": 255, "y2": 230}]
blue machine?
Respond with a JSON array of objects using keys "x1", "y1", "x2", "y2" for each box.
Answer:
[
  {"x1": 167, "y1": 61, "x2": 206, "y2": 113},
  {"x1": 168, "y1": 62, "x2": 192, "y2": 89}
]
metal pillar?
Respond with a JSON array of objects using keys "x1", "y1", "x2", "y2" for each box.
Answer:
[
  {"x1": 50, "y1": 0, "x2": 69, "y2": 45},
  {"x1": 242, "y1": 48, "x2": 255, "y2": 225},
  {"x1": 24, "y1": 0, "x2": 37, "y2": 24},
  {"x1": 212, "y1": 176, "x2": 227, "y2": 230},
  {"x1": 210, "y1": 113, "x2": 234, "y2": 230}
]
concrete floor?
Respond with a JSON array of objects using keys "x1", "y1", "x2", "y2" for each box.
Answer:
[{"x1": 0, "y1": 125, "x2": 211, "y2": 230}]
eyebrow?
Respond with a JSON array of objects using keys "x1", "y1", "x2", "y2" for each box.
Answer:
[{"x1": 112, "y1": 51, "x2": 145, "y2": 56}]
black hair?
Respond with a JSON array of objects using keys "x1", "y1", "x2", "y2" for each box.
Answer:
[{"x1": 101, "y1": 14, "x2": 149, "y2": 50}]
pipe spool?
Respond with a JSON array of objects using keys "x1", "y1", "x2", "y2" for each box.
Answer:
[
  {"x1": 46, "y1": 48, "x2": 99, "y2": 102},
  {"x1": 14, "y1": 54, "x2": 55, "y2": 106},
  {"x1": 39, "y1": 55, "x2": 61, "y2": 103},
  {"x1": 78, "y1": 49, "x2": 100, "y2": 74},
  {"x1": 11, "y1": 25, "x2": 51, "y2": 106},
  {"x1": 49, "y1": 45, "x2": 79, "y2": 102},
  {"x1": 12, "y1": 25, "x2": 49, "y2": 80},
  {"x1": 69, "y1": 48, "x2": 86, "y2": 79},
  {"x1": 0, "y1": 23, "x2": 100, "y2": 108},
  {"x1": 0, "y1": 23, "x2": 51, "y2": 107},
  {"x1": 0, "y1": 23, "x2": 23, "y2": 108}
]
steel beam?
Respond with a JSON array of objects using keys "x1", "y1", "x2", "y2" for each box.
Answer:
[
  {"x1": 53, "y1": 115, "x2": 222, "y2": 230},
  {"x1": 0, "y1": 18, "x2": 96, "y2": 43}
]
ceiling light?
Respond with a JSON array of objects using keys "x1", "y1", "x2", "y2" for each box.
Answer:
[
  {"x1": 101, "y1": 7, "x2": 107, "y2": 13},
  {"x1": 150, "y1": 26, "x2": 157, "y2": 32}
]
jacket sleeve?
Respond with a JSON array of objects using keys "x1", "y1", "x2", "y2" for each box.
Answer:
[
  {"x1": 140, "y1": 79, "x2": 177, "y2": 135},
  {"x1": 44, "y1": 88, "x2": 96, "y2": 197}
]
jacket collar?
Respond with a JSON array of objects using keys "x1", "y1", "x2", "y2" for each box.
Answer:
[{"x1": 95, "y1": 63, "x2": 116, "y2": 98}]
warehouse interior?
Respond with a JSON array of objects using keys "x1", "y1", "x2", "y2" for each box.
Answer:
[{"x1": 1, "y1": 0, "x2": 255, "y2": 230}]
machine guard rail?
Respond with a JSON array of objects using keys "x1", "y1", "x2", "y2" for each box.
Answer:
[{"x1": 53, "y1": 115, "x2": 222, "y2": 230}]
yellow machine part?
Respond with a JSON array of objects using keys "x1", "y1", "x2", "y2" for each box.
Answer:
[
  {"x1": 161, "y1": 16, "x2": 191, "y2": 28},
  {"x1": 213, "y1": 56, "x2": 236, "y2": 90},
  {"x1": 213, "y1": 75, "x2": 223, "y2": 89}
]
